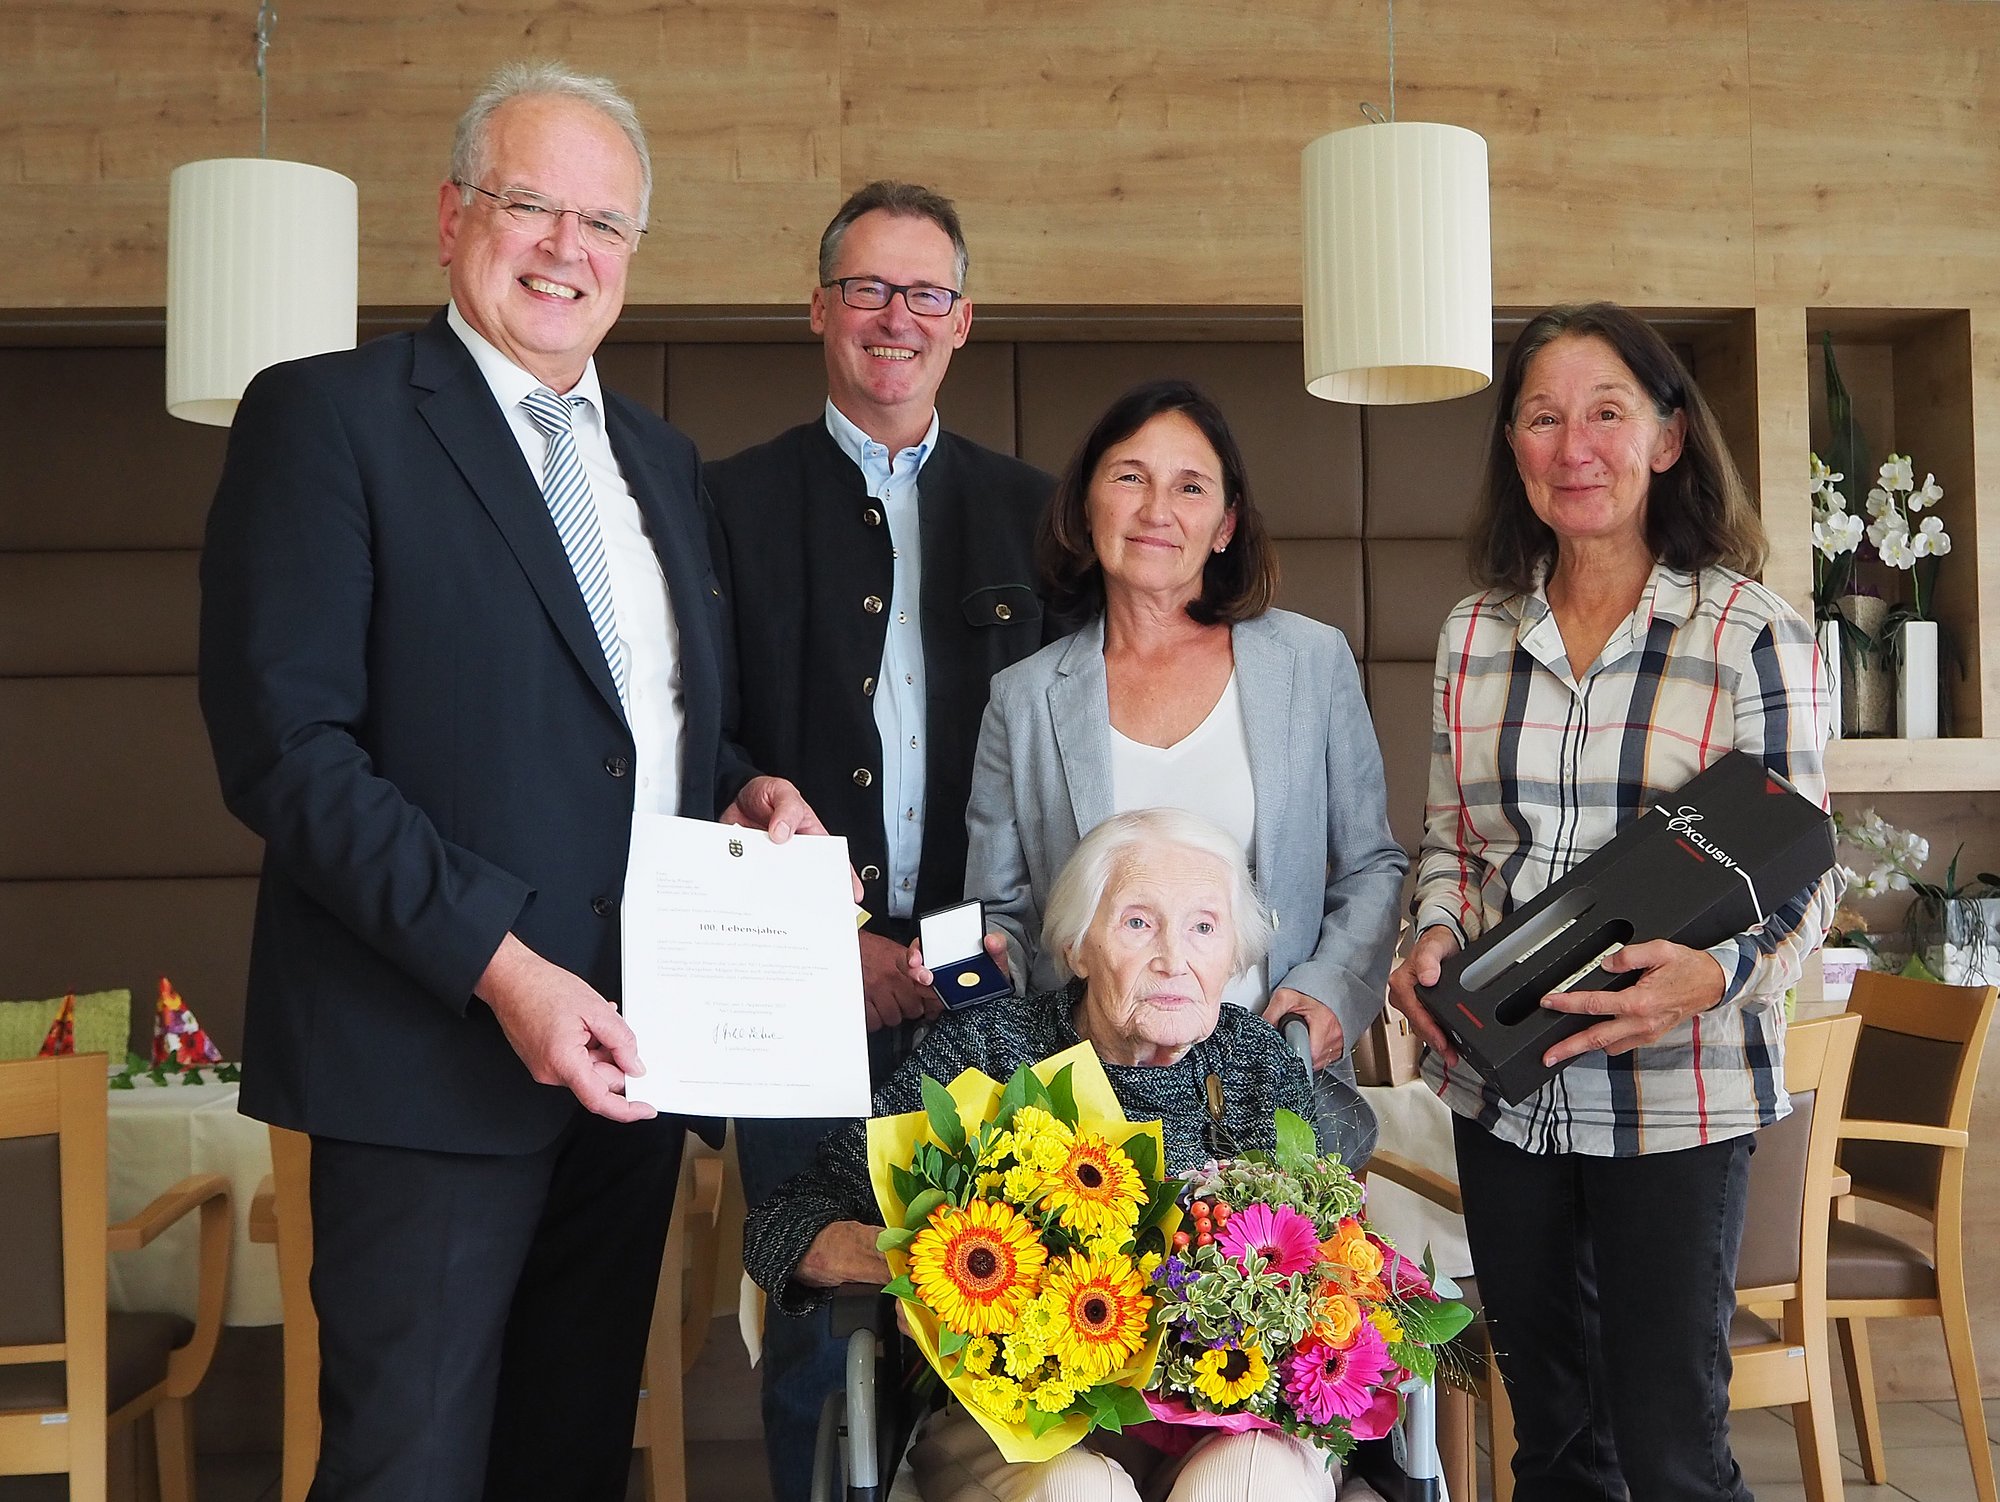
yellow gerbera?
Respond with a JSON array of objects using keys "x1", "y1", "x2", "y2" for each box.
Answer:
[
  {"x1": 1041, "y1": 1249, "x2": 1152, "y2": 1384},
  {"x1": 1191, "y1": 1341, "x2": 1271, "y2": 1408},
  {"x1": 908, "y1": 1198, "x2": 1048, "y2": 1336},
  {"x1": 1042, "y1": 1132, "x2": 1147, "y2": 1240}
]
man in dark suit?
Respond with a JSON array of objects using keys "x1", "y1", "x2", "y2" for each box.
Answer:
[
  {"x1": 199, "y1": 62, "x2": 821, "y2": 1502},
  {"x1": 704, "y1": 180, "x2": 1053, "y2": 1502}
]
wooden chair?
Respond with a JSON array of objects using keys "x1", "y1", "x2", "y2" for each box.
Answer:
[
  {"x1": 1826, "y1": 971, "x2": 1999, "y2": 1502},
  {"x1": 1728, "y1": 1009, "x2": 1861, "y2": 1502},
  {"x1": 0, "y1": 1053, "x2": 232, "y2": 1502},
  {"x1": 250, "y1": 1127, "x2": 730, "y2": 1502}
]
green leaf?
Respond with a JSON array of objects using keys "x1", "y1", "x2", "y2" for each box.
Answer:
[
  {"x1": 937, "y1": 1327, "x2": 968, "y2": 1359},
  {"x1": 1104, "y1": 1385, "x2": 1153, "y2": 1427},
  {"x1": 876, "y1": 1226, "x2": 916, "y2": 1252},
  {"x1": 995, "y1": 1063, "x2": 1036, "y2": 1124},
  {"x1": 1119, "y1": 1132, "x2": 1157, "y2": 1181},
  {"x1": 1397, "y1": 1298, "x2": 1476, "y2": 1345},
  {"x1": 216, "y1": 1062, "x2": 242, "y2": 1083},
  {"x1": 1022, "y1": 1069, "x2": 1054, "y2": 1113},
  {"x1": 108, "y1": 1072, "x2": 135, "y2": 1090},
  {"x1": 882, "y1": 1274, "x2": 917, "y2": 1300},
  {"x1": 1024, "y1": 1406, "x2": 1066, "y2": 1438},
  {"x1": 921, "y1": 1074, "x2": 966, "y2": 1155},
  {"x1": 125, "y1": 1051, "x2": 149, "y2": 1070},
  {"x1": 903, "y1": 1188, "x2": 949, "y2": 1232},
  {"x1": 1046, "y1": 1063, "x2": 1078, "y2": 1127},
  {"x1": 1273, "y1": 1108, "x2": 1316, "y2": 1170},
  {"x1": 890, "y1": 1164, "x2": 920, "y2": 1205}
]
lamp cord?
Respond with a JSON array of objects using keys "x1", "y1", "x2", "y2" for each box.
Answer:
[
  {"x1": 255, "y1": 0, "x2": 276, "y2": 158},
  {"x1": 1360, "y1": 0, "x2": 1396, "y2": 125}
]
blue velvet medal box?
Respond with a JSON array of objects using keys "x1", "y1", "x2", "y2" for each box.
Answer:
[
  {"x1": 1416, "y1": 750, "x2": 1836, "y2": 1104},
  {"x1": 920, "y1": 900, "x2": 1012, "y2": 1010}
]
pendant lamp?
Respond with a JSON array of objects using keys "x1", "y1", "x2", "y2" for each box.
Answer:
[
  {"x1": 166, "y1": 2, "x2": 356, "y2": 425},
  {"x1": 1302, "y1": 0, "x2": 1492, "y2": 405}
]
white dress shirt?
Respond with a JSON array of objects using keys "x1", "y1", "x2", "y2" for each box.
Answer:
[
  {"x1": 825, "y1": 399, "x2": 940, "y2": 919},
  {"x1": 448, "y1": 302, "x2": 686, "y2": 814}
]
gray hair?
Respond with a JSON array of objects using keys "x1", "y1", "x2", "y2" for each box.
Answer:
[
  {"x1": 450, "y1": 61, "x2": 654, "y2": 225},
  {"x1": 1041, "y1": 808, "x2": 1272, "y2": 983},
  {"x1": 817, "y1": 180, "x2": 969, "y2": 291}
]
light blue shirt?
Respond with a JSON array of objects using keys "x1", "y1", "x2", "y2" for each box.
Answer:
[{"x1": 824, "y1": 399, "x2": 940, "y2": 919}]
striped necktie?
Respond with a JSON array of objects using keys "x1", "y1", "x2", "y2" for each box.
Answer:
[{"x1": 520, "y1": 386, "x2": 627, "y2": 708}]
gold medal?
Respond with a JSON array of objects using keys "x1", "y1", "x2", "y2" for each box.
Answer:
[{"x1": 957, "y1": 970, "x2": 981, "y2": 988}]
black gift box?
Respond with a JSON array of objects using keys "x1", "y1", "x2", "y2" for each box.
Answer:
[
  {"x1": 919, "y1": 900, "x2": 1012, "y2": 1011},
  {"x1": 1416, "y1": 750, "x2": 1835, "y2": 1104}
]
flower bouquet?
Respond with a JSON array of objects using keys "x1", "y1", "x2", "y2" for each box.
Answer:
[
  {"x1": 1144, "y1": 1109, "x2": 1472, "y2": 1463},
  {"x1": 867, "y1": 1042, "x2": 1182, "y2": 1462}
]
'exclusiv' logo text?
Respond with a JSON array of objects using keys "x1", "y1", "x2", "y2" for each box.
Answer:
[{"x1": 1662, "y1": 806, "x2": 1739, "y2": 871}]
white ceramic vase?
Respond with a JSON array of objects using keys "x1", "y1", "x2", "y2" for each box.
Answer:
[{"x1": 1896, "y1": 619, "x2": 1940, "y2": 739}]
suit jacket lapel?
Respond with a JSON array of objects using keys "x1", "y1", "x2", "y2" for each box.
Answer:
[
  {"x1": 1232, "y1": 616, "x2": 1294, "y2": 878},
  {"x1": 1049, "y1": 617, "x2": 1114, "y2": 842},
  {"x1": 603, "y1": 396, "x2": 724, "y2": 815},
  {"x1": 411, "y1": 314, "x2": 626, "y2": 724}
]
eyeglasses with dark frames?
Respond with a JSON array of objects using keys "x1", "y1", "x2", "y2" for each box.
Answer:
[
  {"x1": 822, "y1": 277, "x2": 964, "y2": 317},
  {"x1": 452, "y1": 180, "x2": 646, "y2": 256}
]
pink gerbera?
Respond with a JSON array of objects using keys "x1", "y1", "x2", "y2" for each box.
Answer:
[
  {"x1": 1216, "y1": 1202, "x2": 1319, "y2": 1276},
  {"x1": 1283, "y1": 1323, "x2": 1393, "y2": 1426}
]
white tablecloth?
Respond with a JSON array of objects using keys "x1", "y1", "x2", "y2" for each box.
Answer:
[
  {"x1": 105, "y1": 1077, "x2": 281, "y2": 1326},
  {"x1": 1360, "y1": 1081, "x2": 1473, "y2": 1280}
]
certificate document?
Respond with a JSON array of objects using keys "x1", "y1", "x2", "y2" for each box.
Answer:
[{"x1": 620, "y1": 814, "x2": 870, "y2": 1118}]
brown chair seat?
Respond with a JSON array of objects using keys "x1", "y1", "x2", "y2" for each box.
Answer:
[
  {"x1": 1826, "y1": 1218, "x2": 1937, "y2": 1303},
  {"x1": 0, "y1": 1312, "x2": 195, "y2": 1415},
  {"x1": 1729, "y1": 1307, "x2": 1781, "y2": 1349}
]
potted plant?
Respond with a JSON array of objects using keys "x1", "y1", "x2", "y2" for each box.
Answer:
[
  {"x1": 1862, "y1": 455, "x2": 1954, "y2": 739},
  {"x1": 1905, "y1": 848, "x2": 2000, "y2": 987},
  {"x1": 1826, "y1": 809, "x2": 1930, "y2": 994},
  {"x1": 1812, "y1": 336, "x2": 1887, "y2": 735}
]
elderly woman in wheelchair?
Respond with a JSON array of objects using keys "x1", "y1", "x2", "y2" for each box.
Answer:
[{"x1": 744, "y1": 808, "x2": 1390, "y2": 1502}]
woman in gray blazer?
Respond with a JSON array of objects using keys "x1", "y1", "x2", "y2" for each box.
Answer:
[{"x1": 954, "y1": 379, "x2": 1407, "y2": 1163}]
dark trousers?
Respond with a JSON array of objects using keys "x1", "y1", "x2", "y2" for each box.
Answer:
[
  {"x1": 738, "y1": 1018, "x2": 916, "y2": 1502},
  {"x1": 1452, "y1": 1115, "x2": 1754, "y2": 1502},
  {"x1": 306, "y1": 1110, "x2": 687, "y2": 1502}
]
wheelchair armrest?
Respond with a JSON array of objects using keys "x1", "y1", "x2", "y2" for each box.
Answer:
[{"x1": 828, "y1": 1283, "x2": 893, "y2": 1339}]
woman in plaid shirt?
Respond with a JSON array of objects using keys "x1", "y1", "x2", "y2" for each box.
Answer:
[{"x1": 1386, "y1": 303, "x2": 1834, "y2": 1500}]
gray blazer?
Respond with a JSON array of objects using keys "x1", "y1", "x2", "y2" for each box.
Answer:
[{"x1": 963, "y1": 608, "x2": 1408, "y2": 1085}]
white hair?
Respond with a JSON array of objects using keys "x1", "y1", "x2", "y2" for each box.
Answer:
[
  {"x1": 1041, "y1": 808, "x2": 1271, "y2": 983},
  {"x1": 450, "y1": 60, "x2": 653, "y2": 224}
]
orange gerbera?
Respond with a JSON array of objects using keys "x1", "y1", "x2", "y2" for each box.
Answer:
[
  {"x1": 1041, "y1": 1249, "x2": 1152, "y2": 1383},
  {"x1": 908, "y1": 1199, "x2": 1048, "y2": 1336},
  {"x1": 1042, "y1": 1132, "x2": 1147, "y2": 1240}
]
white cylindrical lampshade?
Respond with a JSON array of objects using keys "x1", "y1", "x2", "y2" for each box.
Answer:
[
  {"x1": 1302, "y1": 121, "x2": 1492, "y2": 406},
  {"x1": 167, "y1": 158, "x2": 358, "y2": 425}
]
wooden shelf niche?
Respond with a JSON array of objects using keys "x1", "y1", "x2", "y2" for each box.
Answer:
[{"x1": 1802, "y1": 309, "x2": 1989, "y2": 778}]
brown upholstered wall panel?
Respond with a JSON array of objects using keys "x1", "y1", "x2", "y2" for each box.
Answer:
[
  {"x1": 595, "y1": 341, "x2": 667, "y2": 415},
  {"x1": 1014, "y1": 343, "x2": 1364, "y2": 539},
  {"x1": 0, "y1": 677, "x2": 259, "y2": 880},
  {"x1": 666, "y1": 340, "x2": 1018, "y2": 463},
  {"x1": 0, "y1": 552, "x2": 198, "y2": 677},
  {"x1": 0, "y1": 879, "x2": 259, "y2": 1060},
  {"x1": 1367, "y1": 541, "x2": 1479, "y2": 665},
  {"x1": 1362, "y1": 360, "x2": 1504, "y2": 540},
  {"x1": 1366, "y1": 661, "x2": 1437, "y2": 859},
  {"x1": 4, "y1": 348, "x2": 228, "y2": 551},
  {"x1": 1270, "y1": 540, "x2": 1366, "y2": 656}
]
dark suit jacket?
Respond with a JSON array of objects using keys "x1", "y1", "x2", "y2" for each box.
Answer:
[
  {"x1": 704, "y1": 420, "x2": 1053, "y2": 933},
  {"x1": 199, "y1": 311, "x2": 755, "y2": 1155}
]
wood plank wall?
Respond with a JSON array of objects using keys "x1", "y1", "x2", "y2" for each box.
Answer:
[{"x1": 5, "y1": 0, "x2": 1997, "y2": 313}]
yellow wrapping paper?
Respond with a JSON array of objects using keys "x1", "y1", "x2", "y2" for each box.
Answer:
[{"x1": 865, "y1": 1041, "x2": 1179, "y2": 1463}]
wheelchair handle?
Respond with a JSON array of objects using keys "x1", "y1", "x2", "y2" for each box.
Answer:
[{"x1": 1281, "y1": 1015, "x2": 1313, "y2": 1072}]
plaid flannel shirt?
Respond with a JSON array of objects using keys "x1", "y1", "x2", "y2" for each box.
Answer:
[{"x1": 1413, "y1": 564, "x2": 1837, "y2": 1155}]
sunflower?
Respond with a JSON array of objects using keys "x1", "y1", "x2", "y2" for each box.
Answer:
[
  {"x1": 908, "y1": 1198, "x2": 1047, "y2": 1336},
  {"x1": 1042, "y1": 1132, "x2": 1147, "y2": 1239},
  {"x1": 1191, "y1": 1340, "x2": 1272, "y2": 1408},
  {"x1": 1041, "y1": 1249, "x2": 1152, "y2": 1383}
]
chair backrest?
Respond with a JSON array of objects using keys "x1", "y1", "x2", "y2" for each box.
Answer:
[
  {"x1": 1841, "y1": 972, "x2": 1999, "y2": 1217},
  {"x1": 1737, "y1": 1013, "x2": 1860, "y2": 1297},
  {"x1": 0, "y1": 1053, "x2": 109, "y2": 1479}
]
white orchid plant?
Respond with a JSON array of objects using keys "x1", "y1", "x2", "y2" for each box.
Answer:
[
  {"x1": 1862, "y1": 453, "x2": 1951, "y2": 613},
  {"x1": 1832, "y1": 808, "x2": 1929, "y2": 900}
]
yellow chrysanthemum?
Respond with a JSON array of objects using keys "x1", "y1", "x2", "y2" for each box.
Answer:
[
  {"x1": 1001, "y1": 1330, "x2": 1046, "y2": 1378},
  {"x1": 1371, "y1": 1307, "x2": 1405, "y2": 1345},
  {"x1": 1002, "y1": 1165, "x2": 1045, "y2": 1204},
  {"x1": 1191, "y1": 1341, "x2": 1271, "y2": 1408},
  {"x1": 962, "y1": 1335, "x2": 997, "y2": 1374},
  {"x1": 1010, "y1": 1106, "x2": 1076, "y2": 1174},
  {"x1": 908, "y1": 1198, "x2": 1047, "y2": 1336},
  {"x1": 1312, "y1": 1291, "x2": 1364, "y2": 1348},
  {"x1": 976, "y1": 1129, "x2": 1015, "y2": 1168},
  {"x1": 1041, "y1": 1249, "x2": 1152, "y2": 1384},
  {"x1": 1030, "y1": 1376, "x2": 1078, "y2": 1413},
  {"x1": 966, "y1": 1374, "x2": 1027, "y2": 1424},
  {"x1": 1042, "y1": 1133, "x2": 1147, "y2": 1240},
  {"x1": 1138, "y1": 1251, "x2": 1163, "y2": 1280}
]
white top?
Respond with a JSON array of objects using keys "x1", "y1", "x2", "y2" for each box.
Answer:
[
  {"x1": 448, "y1": 303, "x2": 685, "y2": 815},
  {"x1": 1108, "y1": 672, "x2": 1268, "y2": 1011},
  {"x1": 824, "y1": 399, "x2": 941, "y2": 919}
]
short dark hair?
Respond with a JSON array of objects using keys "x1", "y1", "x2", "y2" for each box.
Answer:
[
  {"x1": 1038, "y1": 378, "x2": 1278, "y2": 627},
  {"x1": 817, "y1": 181, "x2": 969, "y2": 290},
  {"x1": 1468, "y1": 301, "x2": 1767, "y2": 594}
]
